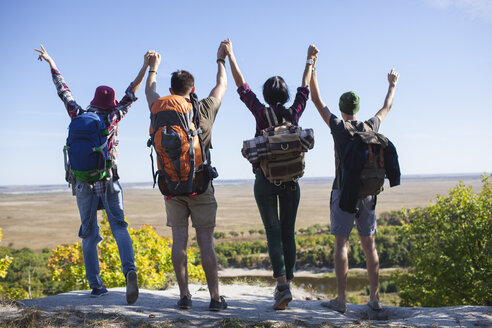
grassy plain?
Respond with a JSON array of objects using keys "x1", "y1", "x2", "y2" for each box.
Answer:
[{"x1": 0, "y1": 176, "x2": 483, "y2": 251}]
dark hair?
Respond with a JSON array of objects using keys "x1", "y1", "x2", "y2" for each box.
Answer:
[
  {"x1": 263, "y1": 76, "x2": 290, "y2": 107},
  {"x1": 171, "y1": 70, "x2": 195, "y2": 95}
]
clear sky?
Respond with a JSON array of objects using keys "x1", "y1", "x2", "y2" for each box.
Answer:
[{"x1": 0, "y1": 0, "x2": 491, "y2": 186}]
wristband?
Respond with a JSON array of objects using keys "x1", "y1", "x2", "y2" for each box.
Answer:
[
  {"x1": 149, "y1": 70, "x2": 157, "y2": 74},
  {"x1": 216, "y1": 58, "x2": 226, "y2": 64},
  {"x1": 306, "y1": 59, "x2": 314, "y2": 65}
]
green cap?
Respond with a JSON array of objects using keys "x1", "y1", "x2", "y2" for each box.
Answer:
[{"x1": 339, "y1": 91, "x2": 360, "y2": 115}]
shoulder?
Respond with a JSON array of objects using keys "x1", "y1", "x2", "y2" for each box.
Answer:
[
  {"x1": 237, "y1": 83, "x2": 252, "y2": 95},
  {"x1": 329, "y1": 113, "x2": 345, "y2": 131},
  {"x1": 199, "y1": 96, "x2": 220, "y2": 113},
  {"x1": 364, "y1": 116, "x2": 381, "y2": 132}
]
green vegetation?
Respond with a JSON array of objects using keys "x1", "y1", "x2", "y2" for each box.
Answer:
[
  {"x1": 0, "y1": 247, "x2": 61, "y2": 300},
  {"x1": 48, "y1": 211, "x2": 205, "y2": 292},
  {"x1": 1, "y1": 177, "x2": 489, "y2": 309},
  {"x1": 212, "y1": 214, "x2": 410, "y2": 269},
  {"x1": 395, "y1": 175, "x2": 492, "y2": 307},
  {"x1": 0, "y1": 211, "x2": 205, "y2": 300},
  {"x1": 0, "y1": 228, "x2": 13, "y2": 278}
]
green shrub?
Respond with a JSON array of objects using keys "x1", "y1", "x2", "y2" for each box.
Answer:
[
  {"x1": 395, "y1": 176, "x2": 492, "y2": 306},
  {"x1": 214, "y1": 232, "x2": 226, "y2": 239},
  {"x1": 48, "y1": 211, "x2": 205, "y2": 292},
  {"x1": 0, "y1": 229, "x2": 12, "y2": 278},
  {"x1": 0, "y1": 246, "x2": 63, "y2": 300}
]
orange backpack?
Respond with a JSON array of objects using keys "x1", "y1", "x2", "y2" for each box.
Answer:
[{"x1": 148, "y1": 93, "x2": 209, "y2": 196}]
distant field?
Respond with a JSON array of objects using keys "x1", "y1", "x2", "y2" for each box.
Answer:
[{"x1": 0, "y1": 176, "x2": 483, "y2": 251}]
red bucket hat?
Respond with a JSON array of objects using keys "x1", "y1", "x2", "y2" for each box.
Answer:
[{"x1": 90, "y1": 86, "x2": 118, "y2": 110}]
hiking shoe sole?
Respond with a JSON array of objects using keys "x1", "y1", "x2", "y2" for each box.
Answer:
[
  {"x1": 273, "y1": 289, "x2": 292, "y2": 310},
  {"x1": 126, "y1": 270, "x2": 139, "y2": 305},
  {"x1": 273, "y1": 294, "x2": 292, "y2": 310}
]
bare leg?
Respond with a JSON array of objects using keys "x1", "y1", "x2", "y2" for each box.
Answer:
[
  {"x1": 195, "y1": 226, "x2": 220, "y2": 302},
  {"x1": 334, "y1": 235, "x2": 350, "y2": 302},
  {"x1": 172, "y1": 226, "x2": 190, "y2": 298},
  {"x1": 360, "y1": 235, "x2": 380, "y2": 301}
]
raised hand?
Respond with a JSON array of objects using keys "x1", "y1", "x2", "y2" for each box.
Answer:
[
  {"x1": 144, "y1": 51, "x2": 152, "y2": 67},
  {"x1": 148, "y1": 51, "x2": 161, "y2": 70},
  {"x1": 388, "y1": 68, "x2": 399, "y2": 87},
  {"x1": 34, "y1": 45, "x2": 56, "y2": 69},
  {"x1": 217, "y1": 42, "x2": 227, "y2": 60},
  {"x1": 307, "y1": 44, "x2": 319, "y2": 60},
  {"x1": 222, "y1": 38, "x2": 233, "y2": 57}
]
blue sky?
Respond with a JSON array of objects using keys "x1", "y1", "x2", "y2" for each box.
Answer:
[{"x1": 0, "y1": 0, "x2": 491, "y2": 185}]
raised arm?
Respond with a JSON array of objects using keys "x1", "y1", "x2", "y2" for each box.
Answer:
[
  {"x1": 302, "y1": 44, "x2": 317, "y2": 88},
  {"x1": 145, "y1": 51, "x2": 162, "y2": 110},
  {"x1": 130, "y1": 52, "x2": 150, "y2": 95},
  {"x1": 35, "y1": 44, "x2": 82, "y2": 119},
  {"x1": 309, "y1": 46, "x2": 332, "y2": 127},
  {"x1": 375, "y1": 68, "x2": 399, "y2": 123},
  {"x1": 104, "y1": 53, "x2": 151, "y2": 125},
  {"x1": 223, "y1": 38, "x2": 246, "y2": 88},
  {"x1": 208, "y1": 42, "x2": 228, "y2": 104}
]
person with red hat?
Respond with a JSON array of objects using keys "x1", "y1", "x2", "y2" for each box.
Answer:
[{"x1": 35, "y1": 45, "x2": 148, "y2": 304}]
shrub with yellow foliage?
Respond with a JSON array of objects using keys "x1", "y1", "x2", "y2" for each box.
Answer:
[{"x1": 48, "y1": 211, "x2": 205, "y2": 291}]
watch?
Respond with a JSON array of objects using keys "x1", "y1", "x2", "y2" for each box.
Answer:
[{"x1": 306, "y1": 59, "x2": 314, "y2": 65}]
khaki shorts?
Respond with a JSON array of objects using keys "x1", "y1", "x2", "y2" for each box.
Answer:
[{"x1": 165, "y1": 184, "x2": 217, "y2": 228}]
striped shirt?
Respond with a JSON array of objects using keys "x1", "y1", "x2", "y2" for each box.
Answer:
[
  {"x1": 51, "y1": 68, "x2": 137, "y2": 163},
  {"x1": 237, "y1": 83, "x2": 309, "y2": 137}
]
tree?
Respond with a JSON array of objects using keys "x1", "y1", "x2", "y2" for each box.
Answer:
[
  {"x1": 48, "y1": 211, "x2": 205, "y2": 292},
  {"x1": 396, "y1": 175, "x2": 492, "y2": 307}
]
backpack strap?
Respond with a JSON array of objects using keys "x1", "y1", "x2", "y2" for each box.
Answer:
[
  {"x1": 265, "y1": 107, "x2": 278, "y2": 127},
  {"x1": 190, "y1": 92, "x2": 208, "y2": 169},
  {"x1": 344, "y1": 121, "x2": 374, "y2": 136},
  {"x1": 281, "y1": 107, "x2": 294, "y2": 124},
  {"x1": 362, "y1": 122, "x2": 372, "y2": 132}
]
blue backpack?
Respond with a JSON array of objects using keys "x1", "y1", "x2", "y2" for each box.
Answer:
[{"x1": 64, "y1": 112, "x2": 111, "y2": 183}]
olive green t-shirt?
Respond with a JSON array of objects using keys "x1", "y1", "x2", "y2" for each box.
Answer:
[{"x1": 198, "y1": 96, "x2": 220, "y2": 160}]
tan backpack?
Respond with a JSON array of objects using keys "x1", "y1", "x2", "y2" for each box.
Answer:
[{"x1": 243, "y1": 107, "x2": 314, "y2": 185}]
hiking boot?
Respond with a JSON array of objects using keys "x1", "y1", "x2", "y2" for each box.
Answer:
[
  {"x1": 177, "y1": 295, "x2": 192, "y2": 310},
  {"x1": 126, "y1": 270, "x2": 139, "y2": 304},
  {"x1": 90, "y1": 286, "x2": 108, "y2": 298},
  {"x1": 321, "y1": 299, "x2": 347, "y2": 313},
  {"x1": 209, "y1": 296, "x2": 227, "y2": 311},
  {"x1": 273, "y1": 284, "x2": 292, "y2": 310},
  {"x1": 367, "y1": 299, "x2": 383, "y2": 311}
]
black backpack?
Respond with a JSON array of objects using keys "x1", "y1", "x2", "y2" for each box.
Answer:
[{"x1": 343, "y1": 122, "x2": 388, "y2": 197}]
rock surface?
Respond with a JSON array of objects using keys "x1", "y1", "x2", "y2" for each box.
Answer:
[{"x1": 18, "y1": 284, "x2": 492, "y2": 327}]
